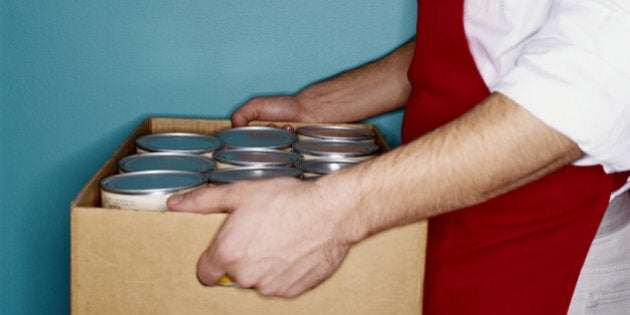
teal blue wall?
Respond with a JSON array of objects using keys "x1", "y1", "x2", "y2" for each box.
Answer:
[{"x1": 0, "y1": 1, "x2": 416, "y2": 313}]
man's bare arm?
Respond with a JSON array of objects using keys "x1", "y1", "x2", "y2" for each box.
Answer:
[
  {"x1": 321, "y1": 92, "x2": 584, "y2": 240},
  {"x1": 170, "y1": 92, "x2": 583, "y2": 297},
  {"x1": 231, "y1": 38, "x2": 415, "y2": 126}
]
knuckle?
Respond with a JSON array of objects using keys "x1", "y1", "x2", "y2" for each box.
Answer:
[
  {"x1": 243, "y1": 97, "x2": 264, "y2": 111},
  {"x1": 187, "y1": 186, "x2": 212, "y2": 205},
  {"x1": 214, "y1": 245, "x2": 243, "y2": 265},
  {"x1": 224, "y1": 182, "x2": 252, "y2": 201},
  {"x1": 186, "y1": 195, "x2": 205, "y2": 211}
]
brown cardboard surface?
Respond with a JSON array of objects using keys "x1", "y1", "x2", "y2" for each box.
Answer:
[{"x1": 71, "y1": 117, "x2": 426, "y2": 315}]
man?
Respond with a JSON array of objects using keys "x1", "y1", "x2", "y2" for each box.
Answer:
[{"x1": 168, "y1": 1, "x2": 630, "y2": 313}]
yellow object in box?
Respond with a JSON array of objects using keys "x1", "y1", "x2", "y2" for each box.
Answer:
[
  {"x1": 70, "y1": 117, "x2": 427, "y2": 315},
  {"x1": 216, "y1": 275, "x2": 237, "y2": 287}
]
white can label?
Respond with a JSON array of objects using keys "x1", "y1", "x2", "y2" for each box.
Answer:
[{"x1": 101, "y1": 187, "x2": 200, "y2": 211}]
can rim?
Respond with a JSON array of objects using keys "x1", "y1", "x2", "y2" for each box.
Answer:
[
  {"x1": 296, "y1": 125, "x2": 376, "y2": 141},
  {"x1": 213, "y1": 148, "x2": 302, "y2": 167},
  {"x1": 135, "y1": 132, "x2": 223, "y2": 154},
  {"x1": 118, "y1": 152, "x2": 216, "y2": 173},
  {"x1": 296, "y1": 159, "x2": 360, "y2": 174},
  {"x1": 100, "y1": 170, "x2": 207, "y2": 195},
  {"x1": 208, "y1": 166, "x2": 303, "y2": 184},
  {"x1": 292, "y1": 140, "x2": 380, "y2": 157},
  {"x1": 215, "y1": 126, "x2": 297, "y2": 149}
]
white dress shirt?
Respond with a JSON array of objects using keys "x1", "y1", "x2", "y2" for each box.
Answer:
[
  {"x1": 462, "y1": 3, "x2": 630, "y2": 311},
  {"x1": 463, "y1": 0, "x2": 630, "y2": 178}
]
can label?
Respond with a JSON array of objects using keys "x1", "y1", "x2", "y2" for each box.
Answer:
[{"x1": 101, "y1": 187, "x2": 199, "y2": 211}]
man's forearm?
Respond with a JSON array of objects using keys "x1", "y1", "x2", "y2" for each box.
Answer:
[
  {"x1": 296, "y1": 38, "x2": 415, "y2": 123},
  {"x1": 167, "y1": 91, "x2": 584, "y2": 298},
  {"x1": 316, "y1": 92, "x2": 584, "y2": 242}
]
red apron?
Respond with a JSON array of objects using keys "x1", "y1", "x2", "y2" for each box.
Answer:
[{"x1": 402, "y1": 0, "x2": 629, "y2": 313}]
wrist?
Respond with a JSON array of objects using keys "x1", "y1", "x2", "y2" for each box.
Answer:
[
  {"x1": 311, "y1": 173, "x2": 370, "y2": 246},
  {"x1": 294, "y1": 84, "x2": 332, "y2": 122}
]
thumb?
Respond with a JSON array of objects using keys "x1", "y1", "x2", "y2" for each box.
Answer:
[
  {"x1": 231, "y1": 96, "x2": 300, "y2": 127},
  {"x1": 167, "y1": 185, "x2": 235, "y2": 214},
  {"x1": 231, "y1": 98, "x2": 265, "y2": 127}
]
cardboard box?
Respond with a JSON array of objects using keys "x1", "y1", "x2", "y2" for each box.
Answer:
[{"x1": 71, "y1": 117, "x2": 427, "y2": 314}]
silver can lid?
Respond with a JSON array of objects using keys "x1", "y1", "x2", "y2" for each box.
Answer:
[
  {"x1": 297, "y1": 159, "x2": 359, "y2": 175},
  {"x1": 215, "y1": 126, "x2": 297, "y2": 149},
  {"x1": 292, "y1": 140, "x2": 379, "y2": 158},
  {"x1": 100, "y1": 170, "x2": 207, "y2": 195},
  {"x1": 119, "y1": 153, "x2": 216, "y2": 173},
  {"x1": 296, "y1": 125, "x2": 375, "y2": 141},
  {"x1": 135, "y1": 133, "x2": 223, "y2": 154},
  {"x1": 213, "y1": 148, "x2": 302, "y2": 167},
  {"x1": 208, "y1": 167, "x2": 303, "y2": 184}
]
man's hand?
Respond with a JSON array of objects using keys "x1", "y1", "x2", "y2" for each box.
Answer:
[
  {"x1": 167, "y1": 177, "x2": 357, "y2": 298},
  {"x1": 230, "y1": 39, "x2": 415, "y2": 128},
  {"x1": 231, "y1": 96, "x2": 306, "y2": 127}
]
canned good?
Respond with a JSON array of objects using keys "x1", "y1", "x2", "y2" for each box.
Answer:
[
  {"x1": 297, "y1": 159, "x2": 359, "y2": 178},
  {"x1": 118, "y1": 153, "x2": 216, "y2": 174},
  {"x1": 212, "y1": 148, "x2": 302, "y2": 169},
  {"x1": 292, "y1": 140, "x2": 379, "y2": 161},
  {"x1": 296, "y1": 125, "x2": 376, "y2": 142},
  {"x1": 208, "y1": 166, "x2": 303, "y2": 185},
  {"x1": 135, "y1": 133, "x2": 223, "y2": 158},
  {"x1": 215, "y1": 126, "x2": 297, "y2": 150},
  {"x1": 100, "y1": 170, "x2": 207, "y2": 211}
]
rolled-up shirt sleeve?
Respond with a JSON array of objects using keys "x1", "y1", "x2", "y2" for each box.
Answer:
[{"x1": 491, "y1": 0, "x2": 630, "y2": 173}]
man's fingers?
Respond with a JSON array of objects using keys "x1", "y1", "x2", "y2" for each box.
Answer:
[
  {"x1": 265, "y1": 123, "x2": 295, "y2": 133},
  {"x1": 231, "y1": 98, "x2": 265, "y2": 127},
  {"x1": 231, "y1": 110, "x2": 254, "y2": 127},
  {"x1": 167, "y1": 185, "x2": 235, "y2": 213},
  {"x1": 231, "y1": 96, "x2": 301, "y2": 127},
  {"x1": 281, "y1": 124, "x2": 295, "y2": 132},
  {"x1": 196, "y1": 247, "x2": 228, "y2": 286}
]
